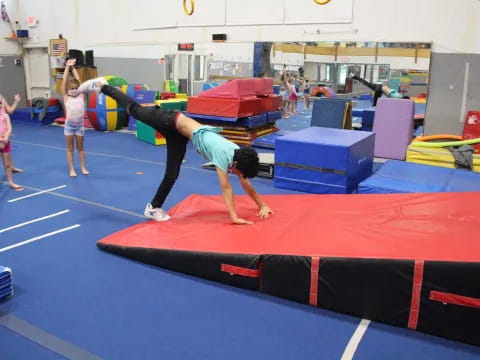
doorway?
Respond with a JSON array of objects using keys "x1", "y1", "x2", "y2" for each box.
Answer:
[{"x1": 24, "y1": 47, "x2": 50, "y2": 100}]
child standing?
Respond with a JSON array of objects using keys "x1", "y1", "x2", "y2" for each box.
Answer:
[
  {"x1": 62, "y1": 58, "x2": 89, "y2": 177},
  {"x1": 279, "y1": 85, "x2": 289, "y2": 119},
  {"x1": 303, "y1": 79, "x2": 311, "y2": 110},
  {"x1": 1, "y1": 93, "x2": 22, "y2": 173},
  {"x1": 0, "y1": 104, "x2": 22, "y2": 190}
]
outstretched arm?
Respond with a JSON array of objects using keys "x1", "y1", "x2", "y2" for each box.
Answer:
[
  {"x1": 216, "y1": 167, "x2": 253, "y2": 225},
  {"x1": 3, "y1": 94, "x2": 20, "y2": 114},
  {"x1": 70, "y1": 63, "x2": 81, "y2": 83},
  {"x1": 238, "y1": 176, "x2": 273, "y2": 219},
  {"x1": 62, "y1": 58, "x2": 76, "y2": 96}
]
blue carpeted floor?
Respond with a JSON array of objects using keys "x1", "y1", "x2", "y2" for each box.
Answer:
[{"x1": 0, "y1": 105, "x2": 479, "y2": 359}]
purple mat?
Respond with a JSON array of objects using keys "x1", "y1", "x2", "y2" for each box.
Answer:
[{"x1": 372, "y1": 98, "x2": 414, "y2": 160}]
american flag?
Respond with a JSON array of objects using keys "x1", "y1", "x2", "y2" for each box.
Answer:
[{"x1": 51, "y1": 42, "x2": 65, "y2": 56}]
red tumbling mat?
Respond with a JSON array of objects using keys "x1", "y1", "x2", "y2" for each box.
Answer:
[
  {"x1": 98, "y1": 193, "x2": 480, "y2": 346},
  {"x1": 198, "y1": 79, "x2": 256, "y2": 99},
  {"x1": 260, "y1": 95, "x2": 282, "y2": 112},
  {"x1": 187, "y1": 96, "x2": 263, "y2": 118},
  {"x1": 255, "y1": 78, "x2": 274, "y2": 96}
]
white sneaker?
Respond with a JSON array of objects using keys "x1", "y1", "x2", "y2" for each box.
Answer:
[{"x1": 144, "y1": 203, "x2": 171, "y2": 222}]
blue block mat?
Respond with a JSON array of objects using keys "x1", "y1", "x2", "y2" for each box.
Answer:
[
  {"x1": 11, "y1": 108, "x2": 63, "y2": 125},
  {"x1": 358, "y1": 160, "x2": 480, "y2": 194},
  {"x1": 266, "y1": 111, "x2": 282, "y2": 122}
]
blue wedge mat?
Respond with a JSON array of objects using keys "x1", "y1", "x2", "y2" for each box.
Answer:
[
  {"x1": 311, "y1": 99, "x2": 347, "y2": 129},
  {"x1": 358, "y1": 160, "x2": 480, "y2": 194}
]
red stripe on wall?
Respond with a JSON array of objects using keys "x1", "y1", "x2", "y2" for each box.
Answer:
[
  {"x1": 309, "y1": 257, "x2": 320, "y2": 306},
  {"x1": 408, "y1": 260, "x2": 424, "y2": 330},
  {"x1": 221, "y1": 264, "x2": 259, "y2": 278},
  {"x1": 430, "y1": 290, "x2": 480, "y2": 309}
]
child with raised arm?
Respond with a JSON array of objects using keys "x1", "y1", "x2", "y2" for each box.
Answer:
[
  {"x1": 62, "y1": 58, "x2": 90, "y2": 177},
  {"x1": 97, "y1": 83, "x2": 273, "y2": 224},
  {"x1": 1, "y1": 93, "x2": 22, "y2": 173},
  {"x1": 0, "y1": 107, "x2": 22, "y2": 190}
]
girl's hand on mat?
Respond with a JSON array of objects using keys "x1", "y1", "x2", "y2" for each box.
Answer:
[
  {"x1": 258, "y1": 205, "x2": 273, "y2": 219},
  {"x1": 233, "y1": 217, "x2": 253, "y2": 225}
]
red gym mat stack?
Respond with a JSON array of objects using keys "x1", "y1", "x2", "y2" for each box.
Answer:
[{"x1": 186, "y1": 78, "x2": 282, "y2": 145}]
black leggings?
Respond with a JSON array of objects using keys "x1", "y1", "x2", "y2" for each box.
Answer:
[
  {"x1": 353, "y1": 76, "x2": 383, "y2": 106},
  {"x1": 101, "y1": 85, "x2": 188, "y2": 208}
]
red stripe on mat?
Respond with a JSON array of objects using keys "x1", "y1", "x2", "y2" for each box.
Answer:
[
  {"x1": 221, "y1": 264, "x2": 259, "y2": 278},
  {"x1": 309, "y1": 257, "x2": 320, "y2": 306},
  {"x1": 430, "y1": 290, "x2": 480, "y2": 309},
  {"x1": 408, "y1": 260, "x2": 424, "y2": 330}
]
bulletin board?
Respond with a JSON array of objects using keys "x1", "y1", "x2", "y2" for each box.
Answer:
[{"x1": 49, "y1": 38, "x2": 67, "y2": 68}]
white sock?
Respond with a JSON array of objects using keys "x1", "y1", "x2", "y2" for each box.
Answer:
[{"x1": 77, "y1": 77, "x2": 108, "y2": 94}]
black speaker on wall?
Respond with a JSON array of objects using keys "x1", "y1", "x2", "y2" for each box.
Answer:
[
  {"x1": 68, "y1": 49, "x2": 84, "y2": 66},
  {"x1": 85, "y1": 50, "x2": 94, "y2": 67},
  {"x1": 212, "y1": 33, "x2": 227, "y2": 42}
]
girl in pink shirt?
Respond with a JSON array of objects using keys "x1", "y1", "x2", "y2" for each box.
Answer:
[
  {"x1": 0, "y1": 96, "x2": 22, "y2": 190},
  {"x1": 62, "y1": 58, "x2": 89, "y2": 177}
]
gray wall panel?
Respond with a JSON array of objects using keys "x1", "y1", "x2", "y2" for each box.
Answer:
[
  {"x1": 0, "y1": 55, "x2": 27, "y2": 107},
  {"x1": 425, "y1": 53, "x2": 480, "y2": 136},
  {"x1": 96, "y1": 57, "x2": 165, "y2": 90}
]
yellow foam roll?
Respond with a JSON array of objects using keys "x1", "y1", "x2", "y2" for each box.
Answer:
[{"x1": 406, "y1": 144, "x2": 480, "y2": 172}]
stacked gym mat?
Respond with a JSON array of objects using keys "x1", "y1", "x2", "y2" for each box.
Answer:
[
  {"x1": 358, "y1": 160, "x2": 480, "y2": 194},
  {"x1": 186, "y1": 78, "x2": 281, "y2": 146},
  {"x1": 0, "y1": 266, "x2": 13, "y2": 302},
  {"x1": 11, "y1": 98, "x2": 63, "y2": 126},
  {"x1": 274, "y1": 127, "x2": 375, "y2": 194}
]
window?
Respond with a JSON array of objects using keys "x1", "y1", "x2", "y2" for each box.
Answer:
[
  {"x1": 165, "y1": 55, "x2": 175, "y2": 81},
  {"x1": 194, "y1": 55, "x2": 205, "y2": 81}
]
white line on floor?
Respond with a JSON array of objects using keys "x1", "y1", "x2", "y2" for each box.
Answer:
[
  {"x1": 8, "y1": 185, "x2": 67, "y2": 203},
  {"x1": 341, "y1": 319, "x2": 371, "y2": 360},
  {"x1": 13, "y1": 140, "x2": 274, "y2": 184},
  {"x1": 0, "y1": 224, "x2": 80, "y2": 253},
  {"x1": 0, "y1": 210, "x2": 70, "y2": 233},
  {"x1": 2, "y1": 182, "x2": 144, "y2": 219}
]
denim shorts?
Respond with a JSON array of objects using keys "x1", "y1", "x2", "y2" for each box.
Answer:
[{"x1": 64, "y1": 124, "x2": 85, "y2": 136}]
